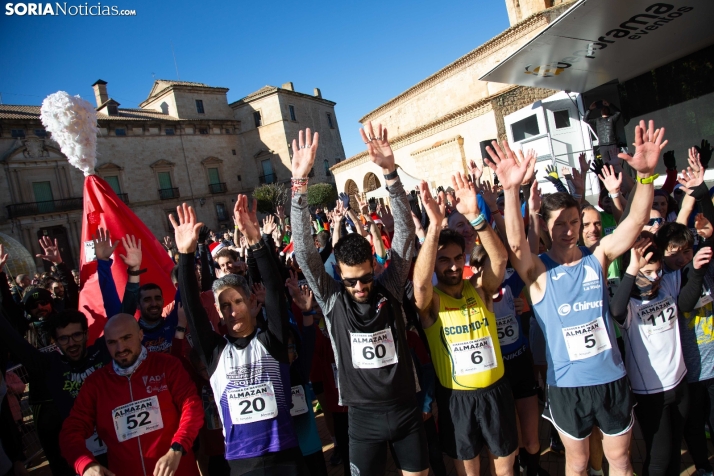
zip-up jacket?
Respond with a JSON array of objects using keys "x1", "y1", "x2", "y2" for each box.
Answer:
[{"x1": 60, "y1": 351, "x2": 203, "y2": 476}]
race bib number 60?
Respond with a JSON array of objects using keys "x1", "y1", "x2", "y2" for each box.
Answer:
[
  {"x1": 227, "y1": 382, "x2": 278, "y2": 424},
  {"x1": 113, "y1": 396, "x2": 163, "y2": 442},
  {"x1": 350, "y1": 329, "x2": 398, "y2": 369},
  {"x1": 561, "y1": 317, "x2": 611, "y2": 361}
]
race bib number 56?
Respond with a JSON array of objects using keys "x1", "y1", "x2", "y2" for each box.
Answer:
[
  {"x1": 227, "y1": 382, "x2": 278, "y2": 424},
  {"x1": 561, "y1": 317, "x2": 611, "y2": 361},
  {"x1": 350, "y1": 329, "x2": 398, "y2": 369},
  {"x1": 113, "y1": 396, "x2": 163, "y2": 442}
]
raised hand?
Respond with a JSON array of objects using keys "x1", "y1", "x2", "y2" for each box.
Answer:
[
  {"x1": 368, "y1": 197, "x2": 378, "y2": 212},
  {"x1": 528, "y1": 179, "x2": 542, "y2": 213},
  {"x1": 694, "y1": 246, "x2": 713, "y2": 270},
  {"x1": 520, "y1": 149, "x2": 538, "y2": 185},
  {"x1": 677, "y1": 158, "x2": 704, "y2": 194},
  {"x1": 262, "y1": 215, "x2": 277, "y2": 235},
  {"x1": 545, "y1": 164, "x2": 559, "y2": 180},
  {"x1": 119, "y1": 235, "x2": 142, "y2": 270},
  {"x1": 0, "y1": 244, "x2": 7, "y2": 273},
  {"x1": 162, "y1": 236, "x2": 174, "y2": 251},
  {"x1": 291, "y1": 128, "x2": 320, "y2": 178},
  {"x1": 379, "y1": 204, "x2": 395, "y2": 233},
  {"x1": 695, "y1": 139, "x2": 712, "y2": 170},
  {"x1": 417, "y1": 181, "x2": 445, "y2": 227},
  {"x1": 37, "y1": 235, "x2": 64, "y2": 264},
  {"x1": 233, "y1": 195, "x2": 261, "y2": 244},
  {"x1": 485, "y1": 140, "x2": 535, "y2": 191},
  {"x1": 630, "y1": 236, "x2": 653, "y2": 270},
  {"x1": 169, "y1": 203, "x2": 203, "y2": 254},
  {"x1": 354, "y1": 193, "x2": 368, "y2": 212},
  {"x1": 468, "y1": 159, "x2": 483, "y2": 184},
  {"x1": 597, "y1": 164, "x2": 623, "y2": 194},
  {"x1": 275, "y1": 205, "x2": 285, "y2": 220},
  {"x1": 479, "y1": 180, "x2": 499, "y2": 212},
  {"x1": 589, "y1": 157, "x2": 604, "y2": 179},
  {"x1": 252, "y1": 283, "x2": 266, "y2": 305},
  {"x1": 663, "y1": 151, "x2": 676, "y2": 171},
  {"x1": 450, "y1": 172, "x2": 482, "y2": 220},
  {"x1": 198, "y1": 226, "x2": 210, "y2": 244},
  {"x1": 92, "y1": 228, "x2": 118, "y2": 262},
  {"x1": 618, "y1": 119, "x2": 667, "y2": 176},
  {"x1": 359, "y1": 121, "x2": 395, "y2": 172},
  {"x1": 333, "y1": 199, "x2": 346, "y2": 219},
  {"x1": 338, "y1": 192, "x2": 351, "y2": 211},
  {"x1": 695, "y1": 213, "x2": 713, "y2": 240}
]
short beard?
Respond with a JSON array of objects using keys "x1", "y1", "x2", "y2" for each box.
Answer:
[
  {"x1": 116, "y1": 352, "x2": 139, "y2": 369},
  {"x1": 436, "y1": 271, "x2": 463, "y2": 286},
  {"x1": 347, "y1": 286, "x2": 373, "y2": 303}
]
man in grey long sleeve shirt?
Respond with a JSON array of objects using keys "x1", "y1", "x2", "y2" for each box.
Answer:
[
  {"x1": 291, "y1": 124, "x2": 428, "y2": 476},
  {"x1": 584, "y1": 100, "x2": 621, "y2": 165}
]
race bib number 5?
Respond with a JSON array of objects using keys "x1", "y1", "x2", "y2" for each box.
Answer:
[
  {"x1": 113, "y1": 396, "x2": 163, "y2": 442},
  {"x1": 350, "y1": 329, "x2": 398, "y2": 369},
  {"x1": 561, "y1": 317, "x2": 611, "y2": 361},
  {"x1": 227, "y1": 382, "x2": 278, "y2": 424},
  {"x1": 450, "y1": 336, "x2": 498, "y2": 376}
]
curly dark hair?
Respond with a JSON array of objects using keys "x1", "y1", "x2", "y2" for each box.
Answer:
[
  {"x1": 438, "y1": 229, "x2": 465, "y2": 253},
  {"x1": 49, "y1": 310, "x2": 88, "y2": 338},
  {"x1": 334, "y1": 233, "x2": 373, "y2": 266},
  {"x1": 655, "y1": 222, "x2": 694, "y2": 252}
]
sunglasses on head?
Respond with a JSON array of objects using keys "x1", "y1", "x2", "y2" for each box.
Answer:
[
  {"x1": 56, "y1": 331, "x2": 86, "y2": 345},
  {"x1": 342, "y1": 272, "x2": 374, "y2": 288},
  {"x1": 29, "y1": 299, "x2": 51, "y2": 310},
  {"x1": 647, "y1": 217, "x2": 664, "y2": 227}
]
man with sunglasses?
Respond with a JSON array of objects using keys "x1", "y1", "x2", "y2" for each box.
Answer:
[{"x1": 292, "y1": 125, "x2": 429, "y2": 476}]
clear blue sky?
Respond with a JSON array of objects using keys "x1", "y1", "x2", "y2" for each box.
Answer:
[{"x1": 0, "y1": 0, "x2": 510, "y2": 157}]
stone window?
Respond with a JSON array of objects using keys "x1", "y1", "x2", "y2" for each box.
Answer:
[
  {"x1": 253, "y1": 111, "x2": 262, "y2": 128},
  {"x1": 115, "y1": 128, "x2": 126, "y2": 136},
  {"x1": 326, "y1": 113, "x2": 334, "y2": 129},
  {"x1": 34, "y1": 129, "x2": 47, "y2": 137},
  {"x1": 289, "y1": 105, "x2": 296, "y2": 122},
  {"x1": 199, "y1": 128, "x2": 209, "y2": 135},
  {"x1": 104, "y1": 176, "x2": 122, "y2": 194},
  {"x1": 196, "y1": 100, "x2": 205, "y2": 114},
  {"x1": 11, "y1": 129, "x2": 25, "y2": 138},
  {"x1": 216, "y1": 203, "x2": 229, "y2": 222},
  {"x1": 232, "y1": 149, "x2": 236, "y2": 155},
  {"x1": 324, "y1": 160, "x2": 331, "y2": 176},
  {"x1": 165, "y1": 128, "x2": 175, "y2": 135}
]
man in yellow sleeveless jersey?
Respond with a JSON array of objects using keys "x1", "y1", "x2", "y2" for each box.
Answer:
[{"x1": 413, "y1": 176, "x2": 517, "y2": 476}]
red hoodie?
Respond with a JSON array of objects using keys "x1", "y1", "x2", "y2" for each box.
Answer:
[{"x1": 60, "y1": 351, "x2": 203, "y2": 476}]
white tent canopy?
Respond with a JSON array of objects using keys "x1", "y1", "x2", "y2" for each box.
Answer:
[{"x1": 364, "y1": 165, "x2": 424, "y2": 200}]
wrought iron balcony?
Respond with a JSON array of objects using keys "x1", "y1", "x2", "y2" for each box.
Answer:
[
  {"x1": 208, "y1": 182, "x2": 226, "y2": 194},
  {"x1": 158, "y1": 188, "x2": 180, "y2": 200},
  {"x1": 6, "y1": 197, "x2": 83, "y2": 218},
  {"x1": 259, "y1": 173, "x2": 276, "y2": 184}
]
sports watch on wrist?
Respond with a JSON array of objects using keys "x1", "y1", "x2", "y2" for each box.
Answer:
[{"x1": 170, "y1": 442, "x2": 185, "y2": 455}]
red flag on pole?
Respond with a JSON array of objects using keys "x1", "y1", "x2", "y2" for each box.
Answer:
[{"x1": 78, "y1": 175, "x2": 176, "y2": 344}]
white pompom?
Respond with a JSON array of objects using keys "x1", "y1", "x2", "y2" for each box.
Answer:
[{"x1": 40, "y1": 91, "x2": 98, "y2": 176}]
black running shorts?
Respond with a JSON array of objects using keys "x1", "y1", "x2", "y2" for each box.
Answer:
[
  {"x1": 436, "y1": 377, "x2": 519, "y2": 460},
  {"x1": 348, "y1": 400, "x2": 428, "y2": 475},
  {"x1": 543, "y1": 376, "x2": 635, "y2": 440},
  {"x1": 503, "y1": 350, "x2": 538, "y2": 400}
]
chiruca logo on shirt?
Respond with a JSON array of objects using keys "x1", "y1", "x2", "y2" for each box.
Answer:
[
  {"x1": 558, "y1": 300, "x2": 602, "y2": 316},
  {"x1": 583, "y1": 265, "x2": 601, "y2": 291}
]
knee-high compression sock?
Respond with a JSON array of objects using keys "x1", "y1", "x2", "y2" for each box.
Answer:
[{"x1": 525, "y1": 448, "x2": 545, "y2": 476}]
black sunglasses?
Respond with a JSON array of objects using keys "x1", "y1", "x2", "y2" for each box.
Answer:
[
  {"x1": 56, "y1": 331, "x2": 86, "y2": 345},
  {"x1": 28, "y1": 298, "x2": 51, "y2": 310},
  {"x1": 342, "y1": 272, "x2": 374, "y2": 288},
  {"x1": 647, "y1": 217, "x2": 664, "y2": 227}
]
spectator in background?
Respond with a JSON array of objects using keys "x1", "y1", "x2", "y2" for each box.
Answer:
[{"x1": 585, "y1": 100, "x2": 621, "y2": 165}]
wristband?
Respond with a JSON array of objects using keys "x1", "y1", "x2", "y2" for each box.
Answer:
[
  {"x1": 636, "y1": 173, "x2": 659, "y2": 185},
  {"x1": 249, "y1": 241, "x2": 264, "y2": 251},
  {"x1": 418, "y1": 236, "x2": 426, "y2": 244},
  {"x1": 572, "y1": 193, "x2": 582, "y2": 200},
  {"x1": 234, "y1": 225, "x2": 239, "y2": 229},
  {"x1": 127, "y1": 267, "x2": 147, "y2": 276},
  {"x1": 608, "y1": 192, "x2": 620, "y2": 198},
  {"x1": 469, "y1": 214, "x2": 486, "y2": 229},
  {"x1": 383, "y1": 169, "x2": 399, "y2": 180},
  {"x1": 175, "y1": 326, "x2": 187, "y2": 333}
]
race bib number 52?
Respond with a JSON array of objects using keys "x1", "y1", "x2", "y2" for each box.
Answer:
[
  {"x1": 227, "y1": 382, "x2": 278, "y2": 424},
  {"x1": 113, "y1": 396, "x2": 163, "y2": 442},
  {"x1": 561, "y1": 317, "x2": 611, "y2": 361},
  {"x1": 350, "y1": 329, "x2": 398, "y2": 369}
]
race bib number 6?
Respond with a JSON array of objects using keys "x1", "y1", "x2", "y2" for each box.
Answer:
[
  {"x1": 227, "y1": 382, "x2": 278, "y2": 424},
  {"x1": 450, "y1": 336, "x2": 498, "y2": 376},
  {"x1": 113, "y1": 396, "x2": 163, "y2": 442},
  {"x1": 561, "y1": 317, "x2": 611, "y2": 361},
  {"x1": 350, "y1": 329, "x2": 398, "y2": 369}
]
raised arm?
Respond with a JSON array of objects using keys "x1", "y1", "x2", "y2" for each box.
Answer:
[
  {"x1": 172, "y1": 203, "x2": 223, "y2": 363},
  {"x1": 598, "y1": 164, "x2": 625, "y2": 223},
  {"x1": 413, "y1": 182, "x2": 446, "y2": 327},
  {"x1": 487, "y1": 141, "x2": 542, "y2": 287},
  {"x1": 37, "y1": 235, "x2": 79, "y2": 309},
  {"x1": 93, "y1": 228, "x2": 122, "y2": 318},
  {"x1": 290, "y1": 128, "x2": 341, "y2": 313},
  {"x1": 451, "y1": 172, "x2": 507, "y2": 296},
  {"x1": 599, "y1": 120, "x2": 667, "y2": 266},
  {"x1": 610, "y1": 238, "x2": 651, "y2": 325}
]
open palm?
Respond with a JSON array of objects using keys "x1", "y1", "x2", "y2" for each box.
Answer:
[
  {"x1": 486, "y1": 140, "x2": 532, "y2": 190},
  {"x1": 451, "y1": 172, "x2": 481, "y2": 218},
  {"x1": 290, "y1": 128, "x2": 319, "y2": 178},
  {"x1": 359, "y1": 121, "x2": 395, "y2": 171},
  {"x1": 169, "y1": 203, "x2": 203, "y2": 254},
  {"x1": 618, "y1": 120, "x2": 667, "y2": 175}
]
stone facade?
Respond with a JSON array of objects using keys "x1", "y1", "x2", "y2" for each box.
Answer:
[
  {"x1": 0, "y1": 79, "x2": 345, "y2": 271},
  {"x1": 332, "y1": 2, "x2": 571, "y2": 196}
]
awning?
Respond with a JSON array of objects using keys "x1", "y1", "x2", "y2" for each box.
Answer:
[
  {"x1": 480, "y1": 0, "x2": 714, "y2": 92},
  {"x1": 365, "y1": 166, "x2": 423, "y2": 200}
]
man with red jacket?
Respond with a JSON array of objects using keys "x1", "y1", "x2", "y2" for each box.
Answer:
[{"x1": 60, "y1": 313, "x2": 203, "y2": 476}]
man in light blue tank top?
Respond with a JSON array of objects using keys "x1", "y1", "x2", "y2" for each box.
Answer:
[{"x1": 487, "y1": 119, "x2": 667, "y2": 476}]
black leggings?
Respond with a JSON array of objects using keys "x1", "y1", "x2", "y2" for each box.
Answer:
[
  {"x1": 333, "y1": 412, "x2": 350, "y2": 476},
  {"x1": 634, "y1": 380, "x2": 689, "y2": 476},
  {"x1": 683, "y1": 378, "x2": 714, "y2": 472},
  {"x1": 32, "y1": 402, "x2": 74, "y2": 476},
  {"x1": 303, "y1": 451, "x2": 327, "y2": 476}
]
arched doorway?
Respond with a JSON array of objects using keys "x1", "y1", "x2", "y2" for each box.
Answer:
[
  {"x1": 363, "y1": 173, "x2": 381, "y2": 193},
  {"x1": 345, "y1": 179, "x2": 360, "y2": 211}
]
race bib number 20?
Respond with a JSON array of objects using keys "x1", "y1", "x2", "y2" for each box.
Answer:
[
  {"x1": 561, "y1": 317, "x2": 611, "y2": 361},
  {"x1": 227, "y1": 382, "x2": 278, "y2": 424},
  {"x1": 112, "y1": 396, "x2": 163, "y2": 443}
]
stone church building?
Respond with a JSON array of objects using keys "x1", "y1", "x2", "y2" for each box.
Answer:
[
  {"x1": 0, "y1": 79, "x2": 345, "y2": 270},
  {"x1": 332, "y1": 0, "x2": 572, "y2": 197}
]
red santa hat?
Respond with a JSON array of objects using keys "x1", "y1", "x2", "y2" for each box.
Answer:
[{"x1": 209, "y1": 242, "x2": 225, "y2": 257}]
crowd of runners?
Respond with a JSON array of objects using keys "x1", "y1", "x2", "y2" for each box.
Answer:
[{"x1": 1, "y1": 115, "x2": 713, "y2": 476}]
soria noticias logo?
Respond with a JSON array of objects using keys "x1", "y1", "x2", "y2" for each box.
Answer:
[{"x1": 5, "y1": 2, "x2": 137, "y2": 15}]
